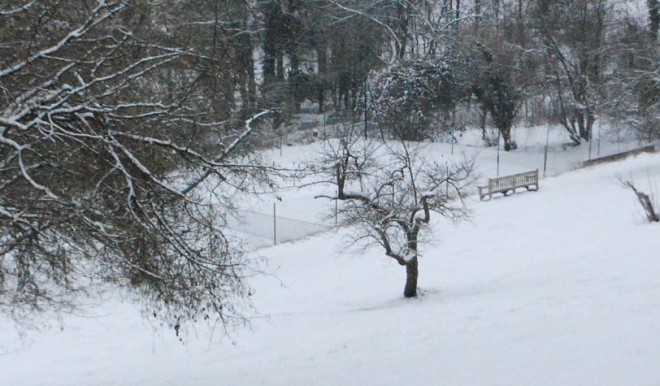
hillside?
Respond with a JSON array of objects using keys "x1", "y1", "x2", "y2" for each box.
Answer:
[{"x1": 2, "y1": 142, "x2": 659, "y2": 385}]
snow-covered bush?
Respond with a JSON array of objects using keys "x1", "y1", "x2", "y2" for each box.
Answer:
[{"x1": 370, "y1": 60, "x2": 458, "y2": 141}]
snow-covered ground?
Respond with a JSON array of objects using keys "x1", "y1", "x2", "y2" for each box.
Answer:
[{"x1": 2, "y1": 126, "x2": 660, "y2": 385}]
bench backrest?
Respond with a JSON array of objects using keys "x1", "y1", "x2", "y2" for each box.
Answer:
[
  {"x1": 490, "y1": 175, "x2": 516, "y2": 190},
  {"x1": 488, "y1": 169, "x2": 538, "y2": 191},
  {"x1": 518, "y1": 170, "x2": 538, "y2": 185}
]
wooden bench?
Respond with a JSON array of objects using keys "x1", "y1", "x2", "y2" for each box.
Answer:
[{"x1": 478, "y1": 169, "x2": 539, "y2": 201}]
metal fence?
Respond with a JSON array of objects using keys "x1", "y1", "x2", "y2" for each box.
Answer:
[{"x1": 226, "y1": 207, "x2": 332, "y2": 247}]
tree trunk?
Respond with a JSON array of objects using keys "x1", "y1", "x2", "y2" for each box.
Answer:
[
  {"x1": 475, "y1": 0, "x2": 482, "y2": 30},
  {"x1": 456, "y1": 0, "x2": 461, "y2": 25},
  {"x1": 575, "y1": 105, "x2": 593, "y2": 141},
  {"x1": 316, "y1": 44, "x2": 328, "y2": 113},
  {"x1": 480, "y1": 106, "x2": 488, "y2": 140},
  {"x1": 277, "y1": 52, "x2": 285, "y2": 81},
  {"x1": 404, "y1": 256, "x2": 418, "y2": 297},
  {"x1": 649, "y1": 0, "x2": 659, "y2": 44},
  {"x1": 501, "y1": 127, "x2": 516, "y2": 151}
]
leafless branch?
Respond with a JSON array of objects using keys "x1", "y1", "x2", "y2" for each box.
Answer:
[{"x1": 620, "y1": 177, "x2": 660, "y2": 222}]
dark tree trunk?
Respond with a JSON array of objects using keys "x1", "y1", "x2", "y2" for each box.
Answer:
[
  {"x1": 580, "y1": 99, "x2": 597, "y2": 144},
  {"x1": 263, "y1": 55, "x2": 276, "y2": 86},
  {"x1": 236, "y1": 22, "x2": 255, "y2": 118},
  {"x1": 396, "y1": 3, "x2": 408, "y2": 59},
  {"x1": 263, "y1": 3, "x2": 282, "y2": 87},
  {"x1": 404, "y1": 256, "x2": 418, "y2": 298},
  {"x1": 649, "y1": 0, "x2": 659, "y2": 44},
  {"x1": 455, "y1": 0, "x2": 461, "y2": 27},
  {"x1": 317, "y1": 80, "x2": 326, "y2": 113},
  {"x1": 316, "y1": 44, "x2": 328, "y2": 113},
  {"x1": 480, "y1": 106, "x2": 488, "y2": 140},
  {"x1": 475, "y1": 0, "x2": 482, "y2": 30},
  {"x1": 277, "y1": 52, "x2": 285, "y2": 81},
  {"x1": 501, "y1": 127, "x2": 514, "y2": 151}
]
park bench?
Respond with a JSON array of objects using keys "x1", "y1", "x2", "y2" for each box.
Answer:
[{"x1": 478, "y1": 169, "x2": 539, "y2": 201}]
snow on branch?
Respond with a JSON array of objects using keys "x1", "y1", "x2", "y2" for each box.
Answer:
[
  {"x1": 181, "y1": 109, "x2": 277, "y2": 195},
  {"x1": 0, "y1": 1, "x2": 127, "y2": 79},
  {"x1": 0, "y1": 1, "x2": 36, "y2": 16}
]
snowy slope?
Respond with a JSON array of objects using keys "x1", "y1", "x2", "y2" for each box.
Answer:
[{"x1": 2, "y1": 151, "x2": 660, "y2": 385}]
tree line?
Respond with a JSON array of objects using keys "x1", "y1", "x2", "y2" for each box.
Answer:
[{"x1": 254, "y1": 0, "x2": 659, "y2": 149}]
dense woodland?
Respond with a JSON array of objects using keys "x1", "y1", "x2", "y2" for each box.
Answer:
[
  {"x1": 184, "y1": 0, "x2": 659, "y2": 148},
  {"x1": 0, "y1": 0, "x2": 658, "y2": 328}
]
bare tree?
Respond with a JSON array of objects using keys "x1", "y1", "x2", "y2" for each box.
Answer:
[
  {"x1": 468, "y1": 39, "x2": 522, "y2": 151},
  {"x1": 531, "y1": 0, "x2": 609, "y2": 145},
  {"x1": 620, "y1": 177, "x2": 660, "y2": 223},
  {"x1": 315, "y1": 128, "x2": 476, "y2": 297},
  {"x1": 602, "y1": 7, "x2": 660, "y2": 144},
  {"x1": 0, "y1": 0, "x2": 279, "y2": 331}
]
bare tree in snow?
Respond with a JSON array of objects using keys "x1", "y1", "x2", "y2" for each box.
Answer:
[
  {"x1": 620, "y1": 177, "x2": 660, "y2": 223},
  {"x1": 602, "y1": 7, "x2": 660, "y2": 144},
  {"x1": 315, "y1": 128, "x2": 476, "y2": 297},
  {"x1": 530, "y1": 0, "x2": 610, "y2": 145},
  {"x1": 468, "y1": 39, "x2": 522, "y2": 151},
  {"x1": 0, "y1": 0, "x2": 280, "y2": 331}
]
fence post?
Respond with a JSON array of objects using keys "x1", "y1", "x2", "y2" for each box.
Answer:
[
  {"x1": 273, "y1": 203, "x2": 277, "y2": 245},
  {"x1": 543, "y1": 121, "x2": 549, "y2": 178},
  {"x1": 363, "y1": 79, "x2": 368, "y2": 140},
  {"x1": 597, "y1": 118, "x2": 601, "y2": 157},
  {"x1": 446, "y1": 164, "x2": 449, "y2": 196},
  {"x1": 496, "y1": 130, "x2": 501, "y2": 177},
  {"x1": 335, "y1": 190, "x2": 338, "y2": 227}
]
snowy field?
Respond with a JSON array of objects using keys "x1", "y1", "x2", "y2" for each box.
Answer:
[{"x1": 2, "y1": 125, "x2": 660, "y2": 385}]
